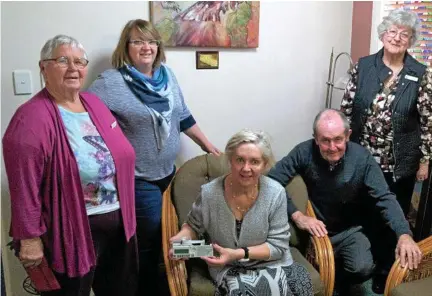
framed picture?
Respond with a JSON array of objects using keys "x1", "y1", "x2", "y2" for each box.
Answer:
[
  {"x1": 150, "y1": 1, "x2": 260, "y2": 48},
  {"x1": 196, "y1": 51, "x2": 219, "y2": 69}
]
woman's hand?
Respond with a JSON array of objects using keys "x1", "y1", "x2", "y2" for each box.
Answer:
[
  {"x1": 416, "y1": 162, "x2": 429, "y2": 182},
  {"x1": 169, "y1": 233, "x2": 191, "y2": 261},
  {"x1": 201, "y1": 143, "x2": 222, "y2": 156},
  {"x1": 183, "y1": 125, "x2": 221, "y2": 156},
  {"x1": 19, "y1": 237, "x2": 44, "y2": 268},
  {"x1": 201, "y1": 244, "x2": 243, "y2": 267},
  {"x1": 169, "y1": 224, "x2": 197, "y2": 261}
]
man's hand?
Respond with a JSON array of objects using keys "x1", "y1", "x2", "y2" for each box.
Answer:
[
  {"x1": 292, "y1": 211, "x2": 328, "y2": 237},
  {"x1": 20, "y1": 237, "x2": 44, "y2": 268},
  {"x1": 201, "y1": 244, "x2": 242, "y2": 267},
  {"x1": 396, "y1": 234, "x2": 422, "y2": 270}
]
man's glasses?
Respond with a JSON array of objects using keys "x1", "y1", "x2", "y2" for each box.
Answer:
[
  {"x1": 386, "y1": 29, "x2": 411, "y2": 42},
  {"x1": 129, "y1": 40, "x2": 160, "y2": 47},
  {"x1": 43, "y1": 56, "x2": 89, "y2": 69}
]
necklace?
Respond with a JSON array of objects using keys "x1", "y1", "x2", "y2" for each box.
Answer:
[
  {"x1": 228, "y1": 175, "x2": 259, "y2": 213},
  {"x1": 230, "y1": 182, "x2": 258, "y2": 200}
]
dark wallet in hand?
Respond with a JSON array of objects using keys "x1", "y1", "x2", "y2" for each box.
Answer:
[{"x1": 25, "y1": 257, "x2": 60, "y2": 291}]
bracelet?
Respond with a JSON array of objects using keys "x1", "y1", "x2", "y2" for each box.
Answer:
[{"x1": 420, "y1": 158, "x2": 429, "y2": 164}]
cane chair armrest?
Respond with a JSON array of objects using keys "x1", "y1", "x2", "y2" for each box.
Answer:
[
  {"x1": 384, "y1": 236, "x2": 432, "y2": 296},
  {"x1": 305, "y1": 201, "x2": 335, "y2": 296},
  {"x1": 162, "y1": 183, "x2": 188, "y2": 296}
]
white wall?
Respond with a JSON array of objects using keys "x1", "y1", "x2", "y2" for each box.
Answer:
[
  {"x1": 370, "y1": 1, "x2": 385, "y2": 54},
  {"x1": 1, "y1": 1, "x2": 353, "y2": 295}
]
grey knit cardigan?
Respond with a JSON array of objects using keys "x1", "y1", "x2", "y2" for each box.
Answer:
[{"x1": 186, "y1": 175, "x2": 293, "y2": 285}]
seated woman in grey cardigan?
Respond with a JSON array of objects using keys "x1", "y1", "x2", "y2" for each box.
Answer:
[{"x1": 170, "y1": 129, "x2": 313, "y2": 296}]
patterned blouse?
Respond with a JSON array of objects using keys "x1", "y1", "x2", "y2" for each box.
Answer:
[{"x1": 341, "y1": 64, "x2": 432, "y2": 172}]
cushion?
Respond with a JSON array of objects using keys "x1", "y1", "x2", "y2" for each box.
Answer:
[
  {"x1": 188, "y1": 259, "x2": 215, "y2": 296},
  {"x1": 390, "y1": 276, "x2": 432, "y2": 296},
  {"x1": 188, "y1": 248, "x2": 323, "y2": 296},
  {"x1": 285, "y1": 177, "x2": 311, "y2": 251},
  {"x1": 172, "y1": 154, "x2": 229, "y2": 227}
]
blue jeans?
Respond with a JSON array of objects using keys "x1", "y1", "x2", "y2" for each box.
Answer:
[{"x1": 135, "y1": 169, "x2": 175, "y2": 295}]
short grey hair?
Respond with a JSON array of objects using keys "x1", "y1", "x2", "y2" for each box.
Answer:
[
  {"x1": 313, "y1": 109, "x2": 350, "y2": 137},
  {"x1": 225, "y1": 129, "x2": 275, "y2": 172},
  {"x1": 377, "y1": 9, "x2": 421, "y2": 47},
  {"x1": 40, "y1": 34, "x2": 88, "y2": 61}
]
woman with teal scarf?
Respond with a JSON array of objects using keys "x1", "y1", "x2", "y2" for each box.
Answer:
[{"x1": 88, "y1": 19, "x2": 220, "y2": 295}]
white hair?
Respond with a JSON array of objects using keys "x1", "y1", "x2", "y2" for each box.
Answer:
[
  {"x1": 40, "y1": 34, "x2": 87, "y2": 60},
  {"x1": 377, "y1": 9, "x2": 421, "y2": 47},
  {"x1": 225, "y1": 129, "x2": 275, "y2": 172}
]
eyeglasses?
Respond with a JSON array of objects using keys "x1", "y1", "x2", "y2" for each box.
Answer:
[
  {"x1": 43, "y1": 56, "x2": 89, "y2": 69},
  {"x1": 129, "y1": 40, "x2": 160, "y2": 47},
  {"x1": 386, "y1": 29, "x2": 411, "y2": 41}
]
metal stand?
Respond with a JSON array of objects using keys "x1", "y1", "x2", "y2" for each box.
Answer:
[{"x1": 325, "y1": 47, "x2": 354, "y2": 108}]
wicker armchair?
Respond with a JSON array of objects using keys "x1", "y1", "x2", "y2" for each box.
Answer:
[
  {"x1": 162, "y1": 154, "x2": 335, "y2": 296},
  {"x1": 384, "y1": 235, "x2": 432, "y2": 296}
]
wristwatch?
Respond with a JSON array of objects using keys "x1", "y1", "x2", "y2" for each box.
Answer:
[{"x1": 239, "y1": 247, "x2": 250, "y2": 262}]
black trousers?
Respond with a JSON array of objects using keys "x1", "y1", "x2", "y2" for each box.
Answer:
[
  {"x1": 42, "y1": 210, "x2": 138, "y2": 296},
  {"x1": 383, "y1": 172, "x2": 416, "y2": 218},
  {"x1": 331, "y1": 226, "x2": 375, "y2": 287}
]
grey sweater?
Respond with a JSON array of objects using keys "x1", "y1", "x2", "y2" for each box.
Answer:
[
  {"x1": 187, "y1": 175, "x2": 293, "y2": 285},
  {"x1": 87, "y1": 68, "x2": 195, "y2": 181}
]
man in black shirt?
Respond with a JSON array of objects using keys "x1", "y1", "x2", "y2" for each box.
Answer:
[{"x1": 268, "y1": 109, "x2": 422, "y2": 294}]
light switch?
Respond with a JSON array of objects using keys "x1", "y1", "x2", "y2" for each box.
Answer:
[{"x1": 13, "y1": 70, "x2": 32, "y2": 95}]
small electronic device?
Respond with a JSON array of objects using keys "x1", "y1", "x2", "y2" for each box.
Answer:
[{"x1": 172, "y1": 238, "x2": 213, "y2": 259}]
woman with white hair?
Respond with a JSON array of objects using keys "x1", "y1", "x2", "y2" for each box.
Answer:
[
  {"x1": 340, "y1": 8, "x2": 431, "y2": 293},
  {"x1": 3, "y1": 35, "x2": 137, "y2": 295},
  {"x1": 170, "y1": 130, "x2": 313, "y2": 296}
]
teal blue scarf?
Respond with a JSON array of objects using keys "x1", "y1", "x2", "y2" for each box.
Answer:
[{"x1": 119, "y1": 64, "x2": 174, "y2": 149}]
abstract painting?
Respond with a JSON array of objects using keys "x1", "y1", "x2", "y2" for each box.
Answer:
[{"x1": 150, "y1": 1, "x2": 260, "y2": 48}]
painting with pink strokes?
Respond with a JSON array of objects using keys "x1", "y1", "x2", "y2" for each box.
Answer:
[{"x1": 150, "y1": 1, "x2": 260, "y2": 48}]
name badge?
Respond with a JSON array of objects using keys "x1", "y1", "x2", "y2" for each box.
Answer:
[
  {"x1": 405, "y1": 74, "x2": 418, "y2": 82},
  {"x1": 111, "y1": 121, "x2": 117, "y2": 129}
]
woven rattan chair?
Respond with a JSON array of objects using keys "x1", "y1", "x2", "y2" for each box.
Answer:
[
  {"x1": 384, "y1": 235, "x2": 432, "y2": 296},
  {"x1": 162, "y1": 154, "x2": 335, "y2": 296}
]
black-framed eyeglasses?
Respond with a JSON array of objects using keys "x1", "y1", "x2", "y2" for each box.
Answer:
[
  {"x1": 129, "y1": 39, "x2": 160, "y2": 47},
  {"x1": 43, "y1": 56, "x2": 89, "y2": 69}
]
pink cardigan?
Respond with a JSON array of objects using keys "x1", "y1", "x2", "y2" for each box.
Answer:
[{"x1": 3, "y1": 89, "x2": 136, "y2": 277}]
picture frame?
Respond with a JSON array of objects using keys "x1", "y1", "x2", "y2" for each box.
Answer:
[
  {"x1": 149, "y1": 1, "x2": 260, "y2": 48},
  {"x1": 196, "y1": 51, "x2": 219, "y2": 70}
]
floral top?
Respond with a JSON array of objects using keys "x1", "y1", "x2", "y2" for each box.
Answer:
[{"x1": 341, "y1": 64, "x2": 432, "y2": 172}]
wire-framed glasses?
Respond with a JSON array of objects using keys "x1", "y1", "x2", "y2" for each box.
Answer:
[{"x1": 43, "y1": 56, "x2": 89, "y2": 69}]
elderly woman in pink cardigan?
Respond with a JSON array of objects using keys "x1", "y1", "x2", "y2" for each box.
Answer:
[{"x1": 3, "y1": 35, "x2": 137, "y2": 296}]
